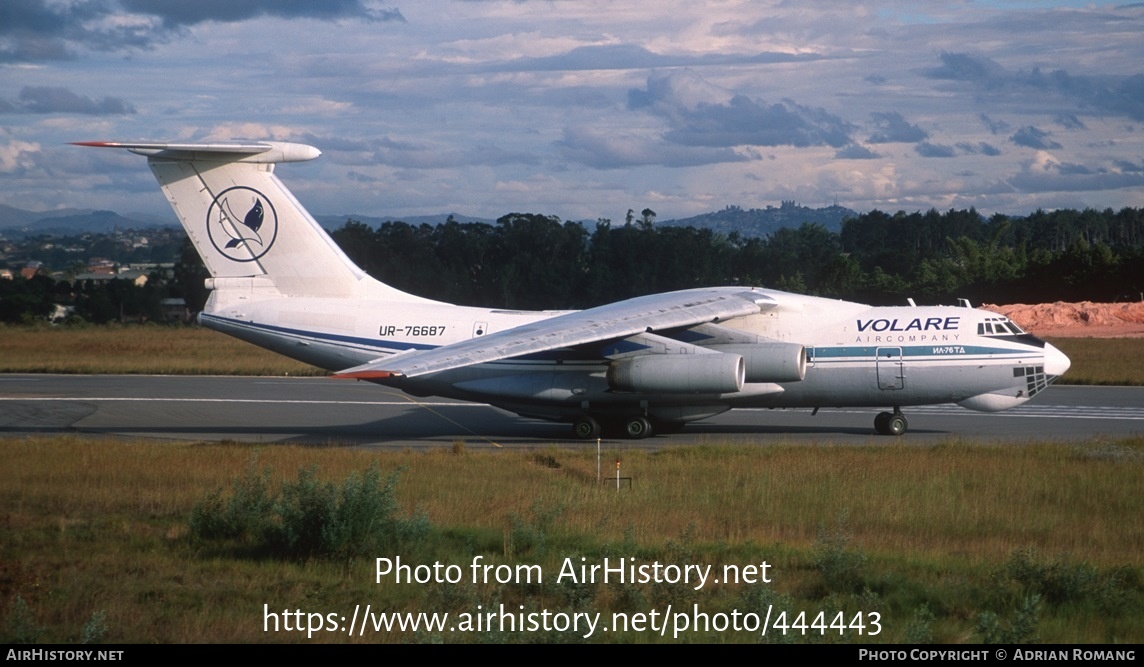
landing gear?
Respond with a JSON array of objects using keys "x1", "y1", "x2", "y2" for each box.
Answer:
[
  {"x1": 572, "y1": 416, "x2": 601, "y2": 440},
  {"x1": 573, "y1": 414, "x2": 654, "y2": 439},
  {"x1": 874, "y1": 408, "x2": 908, "y2": 436},
  {"x1": 623, "y1": 416, "x2": 653, "y2": 439}
]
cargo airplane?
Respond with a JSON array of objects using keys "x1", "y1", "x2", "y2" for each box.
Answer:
[{"x1": 76, "y1": 140, "x2": 1070, "y2": 439}]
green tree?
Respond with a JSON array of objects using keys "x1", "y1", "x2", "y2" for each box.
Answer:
[{"x1": 171, "y1": 237, "x2": 210, "y2": 313}]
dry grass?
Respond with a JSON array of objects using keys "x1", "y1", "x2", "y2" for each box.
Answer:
[
  {"x1": 2, "y1": 436, "x2": 1141, "y2": 643},
  {"x1": 0, "y1": 325, "x2": 322, "y2": 376},
  {"x1": 1045, "y1": 337, "x2": 1144, "y2": 385},
  {"x1": 378, "y1": 441, "x2": 1144, "y2": 566}
]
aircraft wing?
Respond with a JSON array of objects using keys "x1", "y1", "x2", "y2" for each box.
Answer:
[{"x1": 334, "y1": 287, "x2": 776, "y2": 380}]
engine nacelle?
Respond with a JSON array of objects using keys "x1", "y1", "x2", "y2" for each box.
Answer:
[
  {"x1": 707, "y1": 342, "x2": 806, "y2": 383},
  {"x1": 607, "y1": 353, "x2": 745, "y2": 394}
]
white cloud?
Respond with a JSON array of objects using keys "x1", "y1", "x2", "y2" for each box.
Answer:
[
  {"x1": 2, "y1": 1, "x2": 1142, "y2": 218},
  {"x1": 0, "y1": 140, "x2": 41, "y2": 172}
]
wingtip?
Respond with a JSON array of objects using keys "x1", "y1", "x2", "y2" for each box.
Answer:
[{"x1": 331, "y1": 370, "x2": 401, "y2": 380}]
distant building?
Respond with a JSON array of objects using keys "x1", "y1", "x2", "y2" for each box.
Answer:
[
  {"x1": 87, "y1": 258, "x2": 116, "y2": 274},
  {"x1": 73, "y1": 270, "x2": 149, "y2": 287},
  {"x1": 20, "y1": 261, "x2": 42, "y2": 279}
]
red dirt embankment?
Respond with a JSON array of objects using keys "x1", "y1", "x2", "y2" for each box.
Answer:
[{"x1": 980, "y1": 301, "x2": 1144, "y2": 338}]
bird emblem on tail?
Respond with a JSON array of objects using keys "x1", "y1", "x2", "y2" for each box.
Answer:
[
  {"x1": 204, "y1": 185, "x2": 278, "y2": 262},
  {"x1": 218, "y1": 196, "x2": 265, "y2": 249}
]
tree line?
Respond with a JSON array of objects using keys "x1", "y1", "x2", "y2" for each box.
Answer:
[
  {"x1": 330, "y1": 207, "x2": 1143, "y2": 309},
  {"x1": 2, "y1": 206, "x2": 1140, "y2": 324}
]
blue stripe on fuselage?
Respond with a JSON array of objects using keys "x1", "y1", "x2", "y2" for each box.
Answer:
[
  {"x1": 812, "y1": 344, "x2": 1041, "y2": 358},
  {"x1": 200, "y1": 313, "x2": 435, "y2": 353}
]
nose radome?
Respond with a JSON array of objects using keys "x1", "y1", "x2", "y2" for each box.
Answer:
[{"x1": 1044, "y1": 342, "x2": 1071, "y2": 378}]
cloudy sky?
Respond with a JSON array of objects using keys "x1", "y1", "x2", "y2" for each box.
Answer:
[{"x1": 2, "y1": 1, "x2": 1143, "y2": 222}]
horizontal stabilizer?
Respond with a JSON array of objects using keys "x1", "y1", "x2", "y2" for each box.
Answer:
[{"x1": 71, "y1": 141, "x2": 320, "y2": 163}]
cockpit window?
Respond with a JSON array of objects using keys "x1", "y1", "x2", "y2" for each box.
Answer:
[{"x1": 978, "y1": 317, "x2": 1026, "y2": 336}]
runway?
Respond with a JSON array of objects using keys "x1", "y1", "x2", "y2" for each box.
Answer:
[{"x1": 0, "y1": 374, "x2": 1140, "y2": 448}]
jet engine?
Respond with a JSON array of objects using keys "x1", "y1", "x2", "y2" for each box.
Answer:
[
  {"x1": 708, "y1": 342, "x2": 807, "y2": 383},
  {"x1": 607, "y1": 352, "x2": 745, "y2": 394}
]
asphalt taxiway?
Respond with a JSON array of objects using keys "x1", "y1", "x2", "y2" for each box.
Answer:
[{"x1": 0, "y1": 374, "x2": 1140, "y2": 448}]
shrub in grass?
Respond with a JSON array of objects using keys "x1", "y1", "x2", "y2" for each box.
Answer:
[
  {"x1": 737, "y1": 586, "x2": 799, "y2": 645},
  {"x1": 975, "y1": 594, "x2": 1041, "y2": 644},
  {"x1": 188, "y1": 460, "x2": 273, "y2": 545},
  {"x1": 274, "y1": 464, "x2": 430, "y2": 559},
  {"x1": 189, "y1": 461, "x2": 429, "y2": 560},
  {"x1": 1003, "y1": 548, "x2": 1098, "y2": 606},
  {"x1": 1094, "y1": 567, "x2": 1139, "y2": 617},
  {"x1": 505, "y1": 501, "x2": 564, "y2": 559},
  {"x1": 812, "y1": 510, "x2": 868, "y2": 595},
  {"x1": 80, "y1": 610, "x2": 108, "y2": 645},
  {"x1": 996, "y1": 548, "x2": 1140, "y2": 616},
  {"x1": 3, "y1": 596, "x2": 43, "y2": 644},
  {"x1": 902, "y1": 604, "x2": 936, "y2": 644},
  {"x1": 2, "y1": 597, "x2": 108, "y2": 645},
  {"x1": 650, "y1": 529, "x2": 700, "y2": 609}
]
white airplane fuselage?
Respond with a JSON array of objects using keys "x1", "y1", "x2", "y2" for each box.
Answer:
[{"x1": 201, "y1": 284, "x2": 1069, "y2": 425}]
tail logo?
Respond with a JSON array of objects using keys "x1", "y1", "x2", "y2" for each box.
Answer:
[{"x1": 206, "y1": 186, "x2": 279, "y2": 262}]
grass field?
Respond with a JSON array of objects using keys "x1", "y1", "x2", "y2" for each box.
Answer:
[
  {"x1": 0, "y1": 325, "x2": 1140, "y2": 385},
  {"x1": 2, "y1": 436, "x2": 1141, "y2": 643},
  {"x1": 0, "y1": 324, "x2": 323, "y2": 376},
  {"x1": 1044, "y1": 337, "x2": 1144, "y2": 385},
  {"x1": 1, "y1": 326, "x2": 1140, "y2": 643}
]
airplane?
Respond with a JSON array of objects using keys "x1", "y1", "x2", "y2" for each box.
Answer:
[{"x1": 75, "y1": 140, "x2": 1071, "y2": 439}]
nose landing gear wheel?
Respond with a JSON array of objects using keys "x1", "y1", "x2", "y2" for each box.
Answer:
[{"x1": 874, "y1": 410, "x2": 908, "y2": 436}]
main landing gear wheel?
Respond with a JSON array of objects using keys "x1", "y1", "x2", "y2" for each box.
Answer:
[
  {"x1": 572, "y1": 416, "x2": 601, "y2": 440},
  {"x1": 874, "y1": 409, "x2": 908, "y2": 436},
  {"x1": 624, "y1": 416, "x2": 653, "y2": 439}
]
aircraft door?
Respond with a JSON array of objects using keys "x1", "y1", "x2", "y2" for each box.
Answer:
[{"x1": 876, "y1": 347, "x2": 904, "y2": 390}]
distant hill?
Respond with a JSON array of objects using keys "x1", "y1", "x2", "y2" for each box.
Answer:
[
  {"x1": 662, "y1": 202, "x2": 857, "y2": 235},
  {"x1": 0, "y1": 205, "x2": 174, "y2": 236},
  {"x1": 0, "y1": 204, "x2": 46, "y2": 229},
  {"x1": 314, "y1": 213, "x2": 495, "y2": 230}
]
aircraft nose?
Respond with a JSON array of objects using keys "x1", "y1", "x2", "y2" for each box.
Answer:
[{"x1": 1044, "y1": 341, "x2": 1071, "y2": 378}]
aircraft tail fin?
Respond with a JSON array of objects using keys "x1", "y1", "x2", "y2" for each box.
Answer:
[{"x1": 74, "y1": 141, "x2": 424, "y2": 301}]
